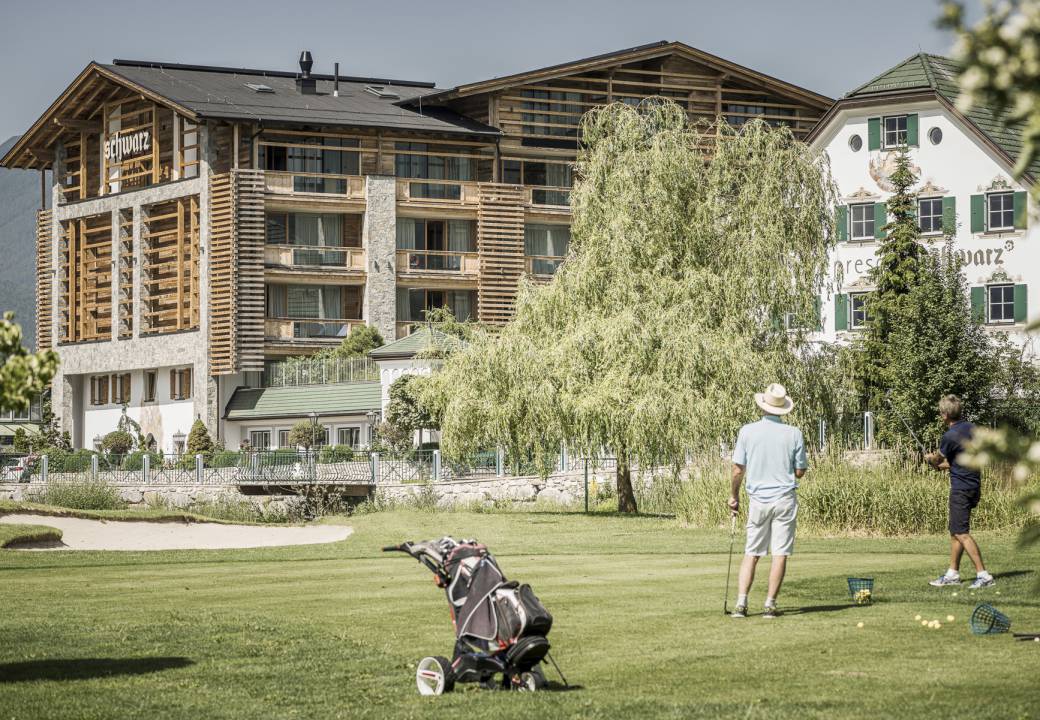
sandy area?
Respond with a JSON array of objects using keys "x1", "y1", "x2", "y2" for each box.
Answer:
[{"x1": 0, "y1": 513, "x2": 352, "y2": 551}]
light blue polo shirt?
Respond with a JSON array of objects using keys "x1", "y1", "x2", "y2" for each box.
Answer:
[{"x1": 732, "y1": 415, "x2": 808, "y2": 503}]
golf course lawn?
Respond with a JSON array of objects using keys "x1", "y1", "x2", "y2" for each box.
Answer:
[{"x1": 1, "y1": 510, "x2": 1038, "y2": 719}]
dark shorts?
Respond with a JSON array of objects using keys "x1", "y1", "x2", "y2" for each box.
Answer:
[{"x1": 949, "y1": 489, "x2": 981, "y2": 535}]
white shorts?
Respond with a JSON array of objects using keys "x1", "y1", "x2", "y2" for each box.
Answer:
[{"x1": 745, "y1": 495, "x2": 798, "y2": 557}]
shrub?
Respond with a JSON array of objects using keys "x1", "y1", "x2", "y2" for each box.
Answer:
[
  {"x1": 318, "y1": 445, "x2": 354, "y2": 464},
  {"x1": 100, "y1": 430, "x2": 134, "y2": 456},
  {"x1": 28, "y1": 478, "x2": 126, "y2": 510},
  {"x1": 209, "y1": 450, "x2": 243, "y2": 468},
  {"x1": 287, "y1": 421, "x2": 325, "y2": 450},
  {"x1": 122, "y1": 450, "x2": 163, "y2": 471}
]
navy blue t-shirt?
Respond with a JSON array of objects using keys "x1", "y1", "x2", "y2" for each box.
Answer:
[{"x1": 939, "y1": 421, "x2": 981, "y2": 493}]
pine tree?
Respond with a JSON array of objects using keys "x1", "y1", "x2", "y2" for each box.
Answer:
[{"x1": 186, "y1": 418, "x2": 214, "y2": 458}]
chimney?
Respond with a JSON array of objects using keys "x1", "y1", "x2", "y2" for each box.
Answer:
[
  {"x1": 333, "y1": 62, "x2": 340, "y2": 97},
  {"x1": 297, "y1": 50, "x2": 316, "y2": 95}
]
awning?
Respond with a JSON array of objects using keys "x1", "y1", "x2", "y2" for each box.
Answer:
[{"x1": 224, "y1": 382, "x2": 381, "y2": 421}]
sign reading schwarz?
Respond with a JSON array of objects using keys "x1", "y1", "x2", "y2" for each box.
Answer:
[{"x1": 104, "y1": 129, "x2": 151, "y2": 163}]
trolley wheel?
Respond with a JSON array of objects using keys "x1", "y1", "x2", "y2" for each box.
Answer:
[
  {"x1": 416, "y1": 656, "x2": 455, "y2": 696},
  {"x1": 516, "y1": 671, "x2": 540, "y2": 692}
]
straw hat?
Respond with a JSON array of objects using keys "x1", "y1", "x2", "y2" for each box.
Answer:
[{"x1": 754, "y1": 383, "x2": 795, "y2": 416}]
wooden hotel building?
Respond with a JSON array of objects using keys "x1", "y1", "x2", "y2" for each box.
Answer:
[{"x1": 1, "y1": 41, "x2": 831, "y2": 451}]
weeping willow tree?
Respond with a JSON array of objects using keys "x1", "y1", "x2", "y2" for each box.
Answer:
[{"x1": 423, "y1": 101, "x2": 844, "y2": 512}]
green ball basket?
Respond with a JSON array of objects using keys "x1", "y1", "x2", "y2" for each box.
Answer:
[
  {"x1": 970, "y1": 603, "x2": 1011, "y2": 635},
  {"x1": 847, "y1": 577, "x2": 874, "y2": 602}
]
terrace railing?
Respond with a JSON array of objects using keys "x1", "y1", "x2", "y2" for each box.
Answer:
[{"x1": 264, "y1": 356, "x2": 380, "y2": 387}]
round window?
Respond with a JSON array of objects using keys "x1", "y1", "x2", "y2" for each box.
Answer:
[
  {"x1": 848, "y1": 134, "x2": 863, "y2": 152},
  {"x1": 928, "y1": 127, "x2": 943, "y2": 145}
]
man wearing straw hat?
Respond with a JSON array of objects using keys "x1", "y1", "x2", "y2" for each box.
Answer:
[{"x1": 728, "y1": 383, "x2": 807, "y2": 619}]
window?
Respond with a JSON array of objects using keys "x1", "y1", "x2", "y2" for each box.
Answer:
[
  {"x1": 988, "y1": 192, "x2": 1014, "y2": 231},
  {"x1": 883, "y1": 115, "x2": 907, "y2": 148},
  {"x1": 111, "y1": 373, "x2": 131, "y2": 405},
  {"x1": 315, "y1": 427, "x2": 329, "y2": 448},
  {"x1": 170, "y1": 367, "x2": 192, "y2": 401},
  {"x1": 848, "y1": 134, "x2": 863, "y2": 152},
  {"x1": 521, "y1": 89, "x2": 583, "y2": 139},
  {"x1": 249, "y1": 430, "x2": 271, "y2": 450},
  {"x1": 257, "y1": 133, "x2": 359, "y2": 193},
  {"x1": 850, "y1": 293, "x2": 869, "y2": 330},
  {"x1": 394, "y1": 142, "x2": 477, "y2": 200},
  {"x1": 144, "y1": 371, "x2": 157, "y2": 402},
  {"x1": 928, "y1": 127, "x2": 943, "y2": 145},
  {"x1": 919, "y1": 198, "x2": 944, "y2": 235},
  {"x1": 397, "y1": 219, "x2": 477, "y2": 270},
  {"x1": 337, "y1": 427, "x2": 361, "y2": 448},
  {"x1": 724, "y1": 103, "x2": 795, "y2": 129},
  {"x1": 525, "y1": 225, "x2": 571, "y2": 275},
  {"x1": 90, "y1": 375, "x2": 110, "y2": 406},
  {"x1": 988, "y1": 284, "x2": 1015, "y2": 324},
  {"x1": 501, "y1": 159, "x2": 573, "y2": 205},
  {"x1": 397, "y1": 288, "x2": 476, "y2": 322},
  {"x1": 850, "y1": 203, "x2": 875, "y2": 241},
  {"x1": 278, "y1": 429, "x2": 291, "y2": 448}
]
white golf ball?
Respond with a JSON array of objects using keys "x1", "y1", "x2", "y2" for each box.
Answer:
[
  {"x1": 1034, "y1": 637, "x2": 1039, "y2": 643},
  {"x1": 934, "y1": 623, "x2": 942, "y2": 629},
  {"x1": 951, "y1": 592, "x2": 958, "y2": 597},
  {"x1": 857, "y1": 622, "x2": 864, "y2": 628},
  {"x1": 915, "y1": 614, "x2": 922, "y2": 621},
  {"x1": 921, "y1": 620, "x2": 929, "y2": 627},
  {"x1": 947, "y1": 615, "x2": 955, "y2": 622}
]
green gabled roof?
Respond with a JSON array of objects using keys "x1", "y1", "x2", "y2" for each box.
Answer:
[
  {"x1": 368, "y1": 326, "x2": 462, "y2": 359},
  {"x1": 224, "y1": 382, "x2": 381, "y2": 421},
  {"x1": 843, "y1": 53, "x2": 1039, "y2": 180}
]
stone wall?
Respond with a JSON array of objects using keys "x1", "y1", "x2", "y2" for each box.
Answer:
[
  {"x1": 375, "y1": 468, "x2": 615, "y2": 508},
  {"x1": 362, "y1": 175, "x2": 397, "y2": 342}
]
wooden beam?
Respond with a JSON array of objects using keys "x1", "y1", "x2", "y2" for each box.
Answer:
[{"x1": 52, "y1": 117, "x2": 98, "y2": 131}]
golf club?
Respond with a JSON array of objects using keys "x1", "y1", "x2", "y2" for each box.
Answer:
[
  {"x1": 884, "y1": 391, "x2": 928, "y2": 455},
  {"x1": 723, "y1": 512, "x2": 737, "y2": 615}
]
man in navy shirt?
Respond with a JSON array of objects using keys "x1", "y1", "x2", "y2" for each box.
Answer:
[{"x1": 924, "y1": 394, "x2": 995, "y2": 589}]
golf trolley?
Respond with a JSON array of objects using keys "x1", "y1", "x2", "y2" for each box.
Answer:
[{"x1": 383, "y1": 537, "x2": 567, "y2": 695}]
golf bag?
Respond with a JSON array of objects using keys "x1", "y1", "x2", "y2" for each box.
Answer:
[{"x1": 384, "y1": 536, "x2": 564, "y2": 694}]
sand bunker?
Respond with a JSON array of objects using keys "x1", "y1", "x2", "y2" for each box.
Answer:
[{"x1": 0, "y1": 513, "x2": 352, "y2": 551}]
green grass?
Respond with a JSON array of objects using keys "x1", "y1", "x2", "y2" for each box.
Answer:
[
  {"x1": 1, "y1": 510, "x2": 1038, "y2": 719},
  {"x1": 0, "y1": 523, "x2": 62, "y2": 548}
]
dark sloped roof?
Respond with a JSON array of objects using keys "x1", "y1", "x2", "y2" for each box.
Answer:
[
  {"x1": 101, "y1": 61, "x2": 500, "y2": 136},
  {"x1": 224, "y1": 382, "x2": 381, "y2": 420},
  {"x1": 839, "y1": 53, "x2": 1039, "y2": 180}
]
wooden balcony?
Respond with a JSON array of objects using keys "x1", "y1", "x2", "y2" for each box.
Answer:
[
  {"x1": 524, "y1": 185, "x2": 571, "y2": 210},
  {"x1": 395, "y1": 250, "x2": 479, "y2": 278},
  {"x1": 395, "y1": 321, "x2": 422, "y2": 339},
  {"x1": 525, "y1": 255, "x2": 564, "y2": 279},
  {"x1": 265, "y1": 318, "x2": 365, "y2": 345},
  {"x1": 264, "y1": 244, "x2": 366, "y2": 272},
  {"x1": 396, "y1": 178, "x2": 480, "y2": 207},
  {"x1": 264, "y1": 171, "x2": 365, "y2": 199}
]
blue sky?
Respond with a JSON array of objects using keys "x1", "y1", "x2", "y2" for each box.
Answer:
[{"x1": 1, "y1": 0, "x2": 978, "y2": 141}]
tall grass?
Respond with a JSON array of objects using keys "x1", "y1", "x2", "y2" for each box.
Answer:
[
  {"x1": 27, "y1": 479, "x2": 126, "y2": 511},
  {"x1": 657, "y1": 451, "x2": 1034, "y2": 536}
]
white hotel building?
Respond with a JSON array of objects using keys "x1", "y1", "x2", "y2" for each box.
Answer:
[{"x1": 808, "y1": 53, "x2": 1037, "y2": 351}]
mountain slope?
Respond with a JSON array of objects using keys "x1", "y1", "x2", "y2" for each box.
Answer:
[{"x1": 0, "y1": 135, "x2": 45, "y2": 349}]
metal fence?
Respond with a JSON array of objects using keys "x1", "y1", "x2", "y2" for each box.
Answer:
[{"x1": 264, "y1": 356, "x2": 380, "y2": 387}]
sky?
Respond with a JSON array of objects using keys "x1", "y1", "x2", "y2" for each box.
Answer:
[{"x1": 0, "y1": 0, "x2": 981, "y2": 142}]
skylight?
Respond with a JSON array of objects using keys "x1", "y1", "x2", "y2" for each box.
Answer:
[
  {"x1": 244, "y1": 82, "x2": 275, "y2": 94},
  {"x1": 365, "y1": 85, "x2": 400, "y2": 99}
]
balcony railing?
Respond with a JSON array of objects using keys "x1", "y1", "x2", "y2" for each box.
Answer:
[
  {"x1": 395, "y1": 321, "x2": 421, "y2": 339},
  {"x1": 396, "y1": 250, "x2": 479, "y2": 275},
  {"x1": 265, "y1": 244, "x2": 366, "y2": 271},
  {"x1": 264, "y1": 171, "x2": 365, "y2": 199},
  {"x1": 525, "y1": 186, "x2": 571, "y2": 208},
  {"x1": 396, "y1": 178, "x2": 479, "y2": 205},
  {"x1": 526, "y1": 256, "x2": 565, "y2": 277},
  {"x1": 265, "y1": 318, "x2": 365, "y2": 342}
]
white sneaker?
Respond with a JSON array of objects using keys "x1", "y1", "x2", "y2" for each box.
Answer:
[
  {"x1": 929, "y1": 574, "x2": 961, "y2": 587},
  {"x1": 969, "y1": 575, "x2": 995, "y2": 589}
]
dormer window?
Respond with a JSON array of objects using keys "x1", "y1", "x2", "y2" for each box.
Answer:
[{"x1": 883, "y1": 115, "x2": 907, "y2": 148}]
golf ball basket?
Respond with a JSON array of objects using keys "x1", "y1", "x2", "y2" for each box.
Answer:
[
  {"x1": 847, "y1": 577, "x2": 874, "y2": 605},
  {"x1": 970, "y1": 603, "x2": 1011, "y2": 635},
  {"x1": 384, "y1": 538, "x2": 567, "y2": 695}
]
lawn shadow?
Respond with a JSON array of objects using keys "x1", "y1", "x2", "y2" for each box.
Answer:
[
  {"x1": 545, "y1": 682, "x2": 584, "y2": 692},
  {"x1": 992, "y1": 570, "x2": 1033, "y2": 581},
  {"x1": 786, "y1": 604, "x2": 856, "y2": 615},
  {"x1": 0, "y1": 657, "x2": 193, "y2": 683}
]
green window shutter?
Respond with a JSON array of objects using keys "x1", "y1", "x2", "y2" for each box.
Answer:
[
  {"x1": 942, "y1": 196, "x2": 956, "y2": 234},
  {"x1": 867, "y1": 118, "x2": 881, "y2": 151},
  {"x1": 970, "y1": 286, "x2": 986, "y2": 323},
  {"x1": 834, "y1": 294, "x2": 848, "y2": 331},
  {"x1": 1013, "y1": 190, "x2": 1028, "y2": 230},
  {"x1": 906, "y1": 114, "x2": 919, "y2": 146},
  {"x1": 836, "y1": 205, "x2": 848, "y2": 242},
  {"x1": 970, "y1": 194, "x2": 986, "y2": 233},
  {"x1": 1014, "y1": 284, "x2": 1028, "y2": 323},
  {"x1": 874, "y1": 202, "x2": 887, "y2": 239}
]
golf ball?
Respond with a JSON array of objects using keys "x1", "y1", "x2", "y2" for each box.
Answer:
[
  {"x1": 934, "y1": 623, "x2": 942, "y2": 629},
  {"x1": 857, "y1": 622, "x2": 864, "y2": 628},
  {"x1": 915, "y1": 614, "x2": 922, "y2": 621},
  {"x1": 996, "y1": 591, "x2": 1001, "y2": 595},
  {"x1": 951, "y1": 592, "x2": 958, "y2": 597},
  {"x1": 947, "y1": 615, "x2": 955, "y2": 622},
  {"x1": 921, "y1": 620, "x2": 929, "y2": 626},
  {"x1": 1034, "y1": 637, "x2": 1039, "y2": 643}
]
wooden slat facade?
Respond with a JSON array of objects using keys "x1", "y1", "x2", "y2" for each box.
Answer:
[
  {"x1": 477, "y1": 183, "x2": 526, "y2": 324},
  {"x1": 140, "y1": 196, "x2": 200, "y2": 336},
  {"x1": 208, "y1": 169, "x2": 265, "y2": 375},
  {"x1": 35, "y1": 209, "x2": 53, "y2": 350},
  {"x1": 59, "y1": 212, "x2": 112, "y2": 343}
]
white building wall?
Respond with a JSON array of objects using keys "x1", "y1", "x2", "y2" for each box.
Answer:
[
  {"x1": 813, "y1": 99, "x2": 1038, "y2": 353},
  {"x1": 224, "y1": 416, "x2": 374, "y2": 450}
]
